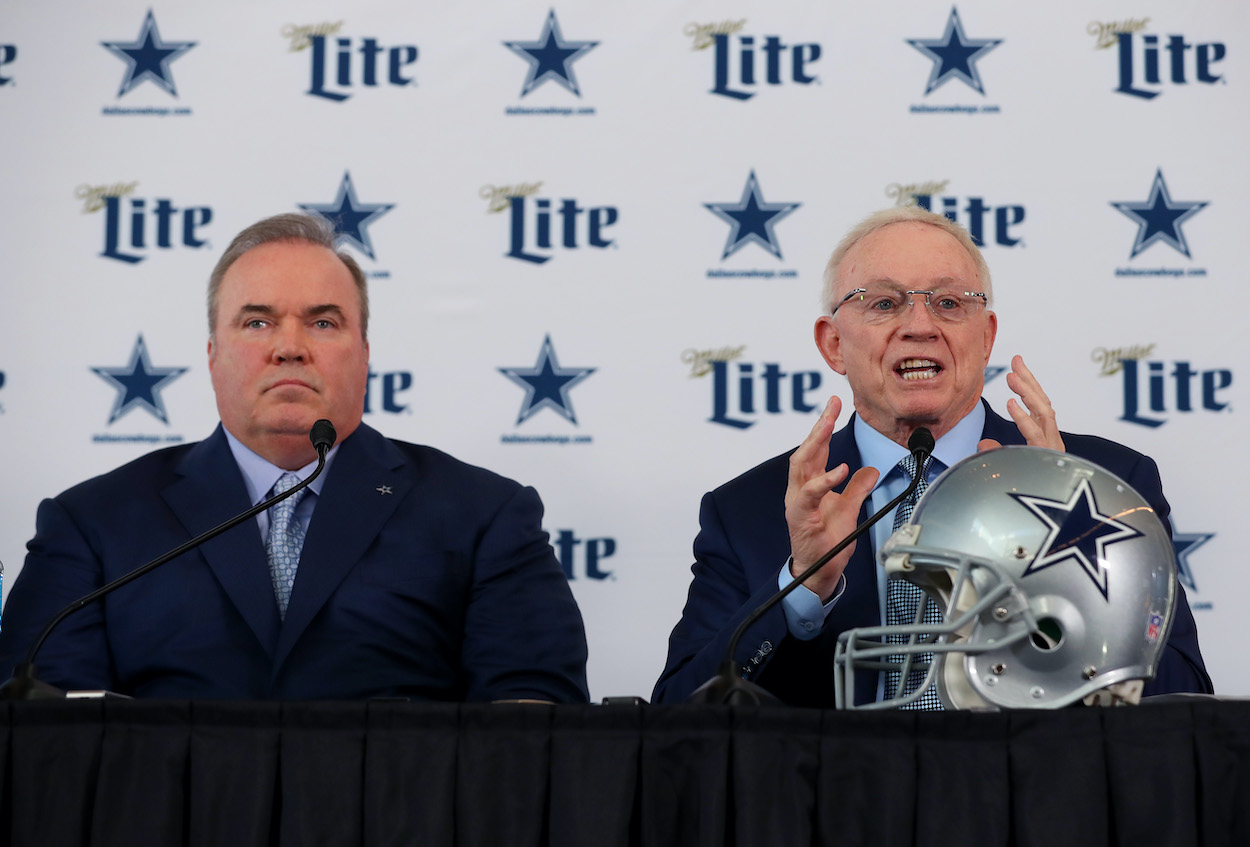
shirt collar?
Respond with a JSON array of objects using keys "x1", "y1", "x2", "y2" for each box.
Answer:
[
  {"x1": 222, "y1": 426, "x2": 339, "y2": 506},
  {"x1": 853, "y1": 401, "x2": 985, "y2": 489}
]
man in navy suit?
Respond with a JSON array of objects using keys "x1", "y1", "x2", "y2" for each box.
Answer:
[
  {"x1": 653, "y1": 206, "x2": 1211, "y2": 707},
  {"x1": 0, "y1": 213, "x2": 589, "y2": 702}
]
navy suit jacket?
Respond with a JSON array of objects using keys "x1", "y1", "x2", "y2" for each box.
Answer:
[
  {"x1": 653, "y1": 403, "x2": 1212, "y2": 706},
  {"x1": 0, "y1": 423, "x2": 589, "y2": 702}
]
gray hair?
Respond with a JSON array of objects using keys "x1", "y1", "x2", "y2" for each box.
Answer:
[
  {"x1": 820, "y1": 205, "x2": 993, "y2": 314},
  {"x1": 207, "y1": 213, "x2": 369, "y2": 339}
]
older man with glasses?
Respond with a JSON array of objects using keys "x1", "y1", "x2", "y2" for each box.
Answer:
[{"x1": 652, "y1": 204, "x2": 1212, "y2": 708}]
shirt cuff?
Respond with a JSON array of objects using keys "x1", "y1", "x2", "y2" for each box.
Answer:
[{"x1": 779, "y1": 558, "x2": 845, "y2": 641}]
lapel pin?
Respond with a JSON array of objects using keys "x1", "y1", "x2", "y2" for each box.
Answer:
[{"x1": 376, "y1": 485, "x2": 393, "y2": 495}]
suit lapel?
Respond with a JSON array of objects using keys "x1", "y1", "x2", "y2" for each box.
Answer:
[
  {"x1": 272, "y1": 423, "x2": 411, "y2": 671},
  {"x1": 162, "y1": 426, "x2": 282, "y2": 657}
]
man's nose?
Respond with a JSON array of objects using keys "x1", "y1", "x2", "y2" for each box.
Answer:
[
  {"x1": 272, "y1": 323, "x2": 308, "y2": 362},
  {"x1": 899, "y1": 293, "x2": 939, "y2": 333}
]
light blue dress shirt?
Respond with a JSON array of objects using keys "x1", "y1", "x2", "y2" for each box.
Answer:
[{"x1": 222, "y1": 428, "x2": 340, "y2": 543}]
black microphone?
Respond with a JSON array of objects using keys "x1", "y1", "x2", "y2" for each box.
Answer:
[
  {"x1": 310, "y1": 418, "x2": 336, "y2": 454},
  {"x1": 0, "y1": 420, "x2": 338, "y2": 700},
  {"x1": 687, "y1": 427, "x2": 935, "y2": 705}
]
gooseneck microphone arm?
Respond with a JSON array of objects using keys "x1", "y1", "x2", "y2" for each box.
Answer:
[
  {"x1": 0, "y1": 419, "x2": 338, "y2": 700},
  {"x1": 687, "y1": 427, "x2": 935, "y2": 705}
]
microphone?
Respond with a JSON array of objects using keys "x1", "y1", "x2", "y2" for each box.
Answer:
[
  {"x1": 0, "y1": 420, "x2": 338, "y2": 700},
  {"x1": 310, "y1": 418, "x2": 336, "y2": 454},
  {"x1": 687, "y1": 427, "x2": 935, "y2": 705}
]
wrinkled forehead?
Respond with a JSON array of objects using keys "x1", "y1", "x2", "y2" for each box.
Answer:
[{"x1": 836, "y1": 222, "x2": 980, "y2": 298}]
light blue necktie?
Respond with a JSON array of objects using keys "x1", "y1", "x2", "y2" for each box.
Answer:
[
  {"x1": 883, "y1": 454, "x2": 944, "y2": 710},
  {"x1": 266, "y1": 473, "x2": 307, "y2": 619}
]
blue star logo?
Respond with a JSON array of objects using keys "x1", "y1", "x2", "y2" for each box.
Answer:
[
  {"x1": 1011, "y1": 478, "x2": 1144, "y2": 600},
  {"x1": 984, "y1": 365, "x2": 1007, "y2": 384},
  {"x1": 906, "y1": 7, "x2": 1002, "y2": 95},
  {"x1": 705, "y1": 171, "x2": 801, "y2": 261},
  {"x1": 498, "y1": 335, "x2": 595, "y2": 425},
  {"x1": 503, "y1": 9, "x2": 599, "y2": 97},
  {"x1": 299, "y1": 172, "x2": 395, "y2": 261},
  {"x1": 1111, "y1": 169, "x2": 1208, "y2": 259},
  {"x1": 101, "y1": 9, "x2": 196, "y2": 98},
  {"x1": 91, "y1": 335, "x2": 188, "y2": 425},
  {"x1": 1172, "y1": 530, "x2": 1214, "y2": 593}
]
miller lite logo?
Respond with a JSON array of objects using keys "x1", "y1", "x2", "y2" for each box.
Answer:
[
  {"x1": 78, "y1": 182, "x2": 212, "y2": 264},
  {"x1": 484, "y1": 182, "x2": 618, "y2": 264},
  {"x1": 686, "y1": 346, "x2": 823, "y2": 429},
  {"x1": 1089, "y1": 19, "x2": 1227, "y2": 100},
  {"x1": 284, "y1": 21, "x2": 418, "y2": 102},
  {"x1": 889, "y1": 179, "x2": 1026, "y2": 247},
  {"x1": 686, "y1": 19, "x2": 822, "y2": 100},
  {"x1": 1093, "y1": 345, "x2": 1232, "y2": 428}
]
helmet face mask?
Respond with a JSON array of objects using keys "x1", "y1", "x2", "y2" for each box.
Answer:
[{"x1": 833, "y1": 446, "x2": 1177, "y2": 711}]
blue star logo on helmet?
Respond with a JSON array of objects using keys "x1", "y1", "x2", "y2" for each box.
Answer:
[
  {"x1": 704, "y1": 170, "x2": 800, "y2": 261},
  {"x1": 499, "y1": 335, "x2": 595, "y2": 425},
  {"x1": 91, "y1": 335, "x2": 188, "y2": 425},
  {"x1": 299, "y1": 172, "x2": 395, "y2": 261},
  {"x1": 1011, "y1": 478, "x2": 1144, "y2": 600},
  {"x1": 503, "y1": 9, "x2": 599, "y2": 98},
  {"x1": 906, "y1": 7, "x2": 1002, "y2": 95},
  {"x1": 1110, "y1": 169, "x2": 1208, "y2": 259},
  {"x1": 101, "y1": 10, "x2": 196, "y2": 98}
]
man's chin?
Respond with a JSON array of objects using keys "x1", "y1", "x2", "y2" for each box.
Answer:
[
  {"x1": 257, "y1": 407, "x2": 324, "y2": 438},
  {"x1": 895, "y1": 392, "x2": 979, "y2": 428}
]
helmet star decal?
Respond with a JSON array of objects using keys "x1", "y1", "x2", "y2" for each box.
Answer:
[{"x1": 1010, "y1": 477, "x2": 1145, "y2": 600}]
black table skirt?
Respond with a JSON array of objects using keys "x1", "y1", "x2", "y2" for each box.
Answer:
[{"x1": 3, "y1": 698, "x2": 1249, "y2": 847}]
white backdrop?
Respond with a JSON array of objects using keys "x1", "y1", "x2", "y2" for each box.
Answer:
[{"x1": 1, "y1": 0, "x2": 1246, "y2": 701}]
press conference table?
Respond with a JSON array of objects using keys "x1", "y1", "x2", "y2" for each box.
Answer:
[{"x1": 2, "y1": 697, "x2": 1247, "y2": 847}]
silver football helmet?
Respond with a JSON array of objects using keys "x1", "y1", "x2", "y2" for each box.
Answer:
[{"x1": 833, "y1": 446, "x2": 1177, "y2": 710}]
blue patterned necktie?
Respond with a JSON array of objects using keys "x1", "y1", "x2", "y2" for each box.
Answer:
[
  {"x1": 266, "y1": 473, "x2": 307, "y2": 619},
  {"x1": 883, "y1": 454, "x2": 944, "y2": 710}
]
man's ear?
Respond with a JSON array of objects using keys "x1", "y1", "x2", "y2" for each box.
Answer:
[{"x1": 815, "y1": 315, "x2": 847, "y2": 375}]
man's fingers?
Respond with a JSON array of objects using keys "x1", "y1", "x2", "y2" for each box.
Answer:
[
  {"x1": 789, "y1": 396, "x2": 842, "y2": 483},
  {"x1": 799, "y1": 463, "x2": 849, "y2": 502}
]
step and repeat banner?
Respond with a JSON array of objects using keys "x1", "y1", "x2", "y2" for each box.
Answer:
[{"x1": 1, "y1": 1, "x2": 1246, "y2": 701}]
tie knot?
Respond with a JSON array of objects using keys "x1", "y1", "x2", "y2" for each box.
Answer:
[
  {"x1": 272, "y1": 473, "x2": 302, "y2": 496},
  {"x1": 898, "y1": 453, "x2": 930, "y2": 482}
]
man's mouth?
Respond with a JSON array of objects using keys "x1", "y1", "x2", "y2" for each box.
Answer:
[
  {"x1": 896, "y1": 359, "x2": 941, "y2": 381},
  {"x1": 267, "y1": 379, "x2": 314, "y2": 393}
]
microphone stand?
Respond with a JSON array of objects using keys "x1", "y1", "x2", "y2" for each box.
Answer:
[
  {"x1": 0, "y1": 420, "x2": 337, "y2": 700},
  {"x1": 687, "y1": 428, "x2": 934, "y2": 705}
]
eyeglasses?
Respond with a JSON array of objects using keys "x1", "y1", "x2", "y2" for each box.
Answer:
[{"x1": 829, "y1": 286, "x2": 988, "y2": 324}]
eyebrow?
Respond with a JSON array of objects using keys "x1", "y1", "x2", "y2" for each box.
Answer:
[
  {"x1": 235, "y1": 304, "x2": 350, "y2": 323},
  {"x1": 861, "y1": 275, "x2": 968, "y2": 289}
]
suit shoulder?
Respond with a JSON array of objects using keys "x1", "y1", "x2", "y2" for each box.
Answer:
[
  {"x1": 709, "y1": 447, "x2": 795, "y2": 500},
  {"x1": 385, "y1": 439, "x2": 528, "y2": 497},
  {"x1": 53, "y1": 441, "x2": 200, "y2": 505},
  {"x1": 1061, "y1": 430, "x2": 1157, "y2": 478}
]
